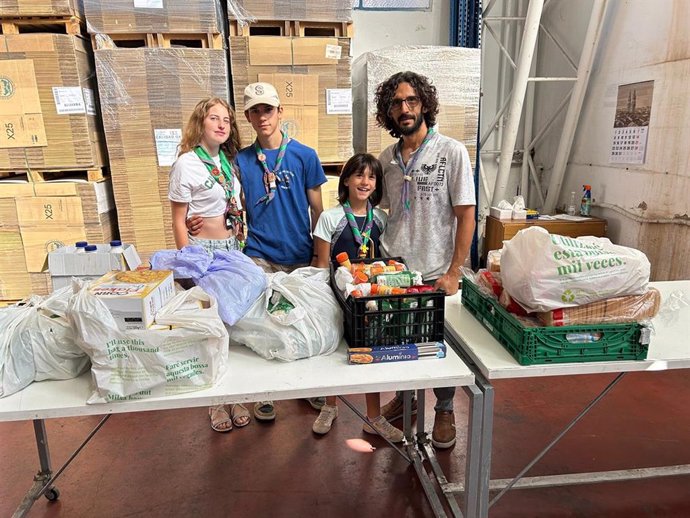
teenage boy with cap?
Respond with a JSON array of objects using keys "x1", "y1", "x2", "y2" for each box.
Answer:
[{"x1": 189, "y1": 82, "x2": 327, "y2": 421}]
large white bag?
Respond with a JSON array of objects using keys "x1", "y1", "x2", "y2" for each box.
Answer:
[
  {"x1": 67, "y1": 285, "x2": 229, "y2": 404},
  {"x1": 501, "y1": 227, "x2": 650, "y2": 313},
  {"x1": 228, "y1": 267, "x2": 343, "y2": 361},
  {"x1": 0, "y1": 287, "x2": 89, "y2": 398}
]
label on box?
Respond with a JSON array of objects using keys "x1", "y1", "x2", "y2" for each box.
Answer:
[
  {"x1": 154, "y1": 128, "x2": 182, "y2": 167},
  {"x1": 82, "y1": 88, "x2": 97, "y2": 116},
  {"x1": 326, "y1": 89, "x2": 352, "y2": 115},
  {"x1": 134, "y1": 0, "x2": 163, "y2": 7},
  {"x1": 325, "y1": 44, "x2": 342, "y2": 60},
  {"x1": 52, "y1": 87, "x2": 86, "y2": 115}
]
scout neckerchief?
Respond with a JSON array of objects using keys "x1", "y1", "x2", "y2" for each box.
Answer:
[
  {"x1": 394, "y1": 126, "x2": 436, "y2": 213},
  {"x1": 194, "y1": 145, "x2": 245, "y2": 241},
  {"x1": 254, "y1": 131, "x2": 289, "y2": 206},
  {"x1": 343, "y1": 200, "x2": 374, "y2": 258}
]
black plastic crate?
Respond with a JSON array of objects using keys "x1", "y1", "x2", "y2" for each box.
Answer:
[
  {"x1": 330, "y1": 257, "x2": 445, "y2": 347},
  {"x1": 461, "y1": 277, "x2": 649, "y2": 365}
]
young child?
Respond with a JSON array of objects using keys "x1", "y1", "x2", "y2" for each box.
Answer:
[
  {"x1": 311, "y1": 153, "x2": 404, "y2": 443},
  {"x1": 168, "y1": 97, "x2": 251, "y2": 433}
]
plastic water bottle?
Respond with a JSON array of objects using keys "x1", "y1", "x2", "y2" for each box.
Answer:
[
  {"x1": 567, "y1": 192, "x2": 577, "y2": 216},
  {"x1": 84, "y1": 245, "x2": 98, "y2": 253},
  {"x1": 580, "y1": 184, "x2": 592, "y2": 216},
  {"x1": 75, "y1": 241, "x2": 88, "y2": 253},
  {"x1": 109, "y1": 240, "x2": 124, "y2": 254}
]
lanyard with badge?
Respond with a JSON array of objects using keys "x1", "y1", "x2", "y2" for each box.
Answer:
[
  {"x1": 254, "y1": 131, "x2": 290, "y2": 206},
  {"x1": 194, "y1": 146, "x2": 245, "y2": 241},
  {"x1": 394, "y1": 126, "x2": 436, "y2": 213}
]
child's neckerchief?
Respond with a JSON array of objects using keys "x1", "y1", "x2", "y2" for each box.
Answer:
[
  {"x1": 254, "y1": 131, "x2": 289, "y2": 206},
  {"x1": 394, "y1": 126, "x2": 436, "y2": 213},
  {"x1": 194, "y1": 145, "x2": 236, "y2": 202},
  {"x1": 343, "y1": 200, "x2": 374, "y2": 258},
  {"x1": 194, "y1": 145, "x2": 244, "y2": 240}
]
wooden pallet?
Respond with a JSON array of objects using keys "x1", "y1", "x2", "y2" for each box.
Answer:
[
  {"x1": 229, "y1": 19, "x2": 353, "y2": 38},
  {"x1": 0, "y1": 167, "x2": 108, "y2": 183},
  {"x1": 0, "y1": 300, "x2": 21, "y2": 308},
  {"x1": 0, "y1": 16, "x2": 83, "y2": 36},
  {"x1": 92, "y1": 32, "x2": 224, "y2": 50},
  {"x1": 322, "y1": 161, "x2": 346, "y2": 175}
]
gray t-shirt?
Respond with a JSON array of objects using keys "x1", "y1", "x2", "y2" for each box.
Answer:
[{"x1": 379, "y1": 130, "x2": 475, "y2": 280}]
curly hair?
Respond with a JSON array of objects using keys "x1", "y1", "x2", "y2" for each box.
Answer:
[
  {"x1": 374, "y1": 71, "x2": 439, "y2": 139},
  {"x1": 337, "y1": 153, "x2": 384, "y2": 206},
  {"x1": 178, "y1": 97, "x2": 242, "y2": 160}
]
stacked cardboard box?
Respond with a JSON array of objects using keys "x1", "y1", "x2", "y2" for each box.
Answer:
[
  {"x1": 228, "y1": 0, "x2": 353, "y2": 164},
  {"x1": 0, "y1": 34, "x2": 107, "y2": 174},
  {"x1": 229, "y1": 35, "x2": 353, "y2": 163},
  {"x1": 0, "y1": 178, "x2": 117, "y2": 299},
  {"x1": 84, "y1": 0, "x2": 227, "y2": 260},
  {"x1": 229, "y1": 0, "x2": 352, "y2": 22},
  {"x1": 352, "y1": 46, "x2": 481, "y2": 163},
  {"x1": 83, "y1": 0, "x2": 222, "y2": 34},
  {"x1": 0, "y1": 0, "x2": 82, "y2": 17},
  {"x1": 94, "y1": 49, "x2": 228, "y2": 260}
]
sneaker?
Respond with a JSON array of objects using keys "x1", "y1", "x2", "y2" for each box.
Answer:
[
  {"x1": 380, "y1": 396, "x2": 418, "y2": 422},
  {"x1": 363, "y1": 415, "x2": 404, "y2": 443},
  {"x1": 305, "y1": 397, "x2": 326, "y2": 411},
  {"x1": 254, "y1": 401, "x2": 276, "y2": 421},
  {"x1": 312, "y1": 404, "x2": 338, "y2": 434},
  {"x1": 432, "y1": 410, "x2": 456, "y2": 449}
]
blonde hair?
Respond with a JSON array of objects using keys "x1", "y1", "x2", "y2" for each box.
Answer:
[{"x1": 178, "y1": 97, "x2": 242, "y2": 159}]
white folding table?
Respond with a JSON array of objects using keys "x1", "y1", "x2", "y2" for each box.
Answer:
[
  {"x1": 1, "y1": 339, "x2": 482, "y2": 518},
  {"x1": 444, "y1": 280, "x2": 690, "y2": 517}
]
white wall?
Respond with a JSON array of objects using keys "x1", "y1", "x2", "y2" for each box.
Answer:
[
  {"x1": 351, "y1": 0, "x2": 450, "y2": 58},
  {"x1": 481, "y1": 0, "x2": 689, "y2": 280},
  {"x1": 558, "y1": 0, "x2": 690, "y2": 280}
]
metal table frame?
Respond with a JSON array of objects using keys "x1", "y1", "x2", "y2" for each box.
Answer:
[
  {"x1": 2, "y1": 342, "x2": 483, "y2": 518},
  {"x1": 444, "y1": 280, "x2": 690, "y2": 517}
]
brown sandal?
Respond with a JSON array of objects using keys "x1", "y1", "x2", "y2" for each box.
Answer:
[
  {"x1": 209, "y1": 405, "x2": 232, "y2": 433},
  {"x1": 231, "y1": 404, "x2": 251, "y2": 428}
]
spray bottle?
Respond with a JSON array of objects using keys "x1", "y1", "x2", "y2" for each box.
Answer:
[{"x1": 580, "y1": 184, "x2": 592, "y2": 216}]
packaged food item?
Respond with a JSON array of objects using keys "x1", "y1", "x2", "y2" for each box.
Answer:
[{"x1": 88, "y1": 270, "x2": 175, "y2": 330}]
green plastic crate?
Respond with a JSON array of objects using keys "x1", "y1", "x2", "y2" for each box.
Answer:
[{"x1": 461, "y1": 278, "x2": 649, "y2": 365}]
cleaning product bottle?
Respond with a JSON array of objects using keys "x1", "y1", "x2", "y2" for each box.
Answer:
[{"x1": 580, "y1": 185, "x2": 592, "y2": 216}]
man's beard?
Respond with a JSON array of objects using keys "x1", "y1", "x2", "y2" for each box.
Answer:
[{"x1": 395, "y1": 112, "x2": 424, "y2": 136}]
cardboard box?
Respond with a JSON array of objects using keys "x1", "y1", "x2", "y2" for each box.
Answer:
[
  {"x1": 0, "y1": 34, "x2": 107, "y2": 172},
  {"x1": 230, "y1": 35, "x2": 352, "y2": 163},
  {"x1": 49, "y1": 242, "x2": 142, "y2": 289},
  {"x1": 0, "y1": 179, "x2": 117, "y2": 277},
  {"x1": 0, "y1": 0, "x2": 82, "y2": 17},
  {"x1": 230, "y1": 0, "x2": 352, "y2": 22},
  {"x1": 83, "y1": 0, "x2": 222, "y2": 34},
  {"x1": 89, "y1": 270, "x2": 175, "y2": 330}
]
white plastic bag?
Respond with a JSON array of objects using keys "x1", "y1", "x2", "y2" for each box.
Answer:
[
  {"x1": 228, "y1": 267, "x2": 343, "y2": 361},
  {"x1": 501, "y1": 227, "x2": 651, "y2": 313},
  {"x1": 0, "y1": 287, "x2": 89, "y2": 398},
  {"x1": 67, "y1": 285, "x2": 229, "y2": 404}
]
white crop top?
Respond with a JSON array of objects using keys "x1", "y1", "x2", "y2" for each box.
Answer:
[{"x1": 168, "y1": 150, "x2": 242, "y2": 217}]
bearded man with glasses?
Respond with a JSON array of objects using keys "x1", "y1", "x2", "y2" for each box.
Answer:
[{"x1": 373, "y1": 71, "x2": 476, "y2": 449}]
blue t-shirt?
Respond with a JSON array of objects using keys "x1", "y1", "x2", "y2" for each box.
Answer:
[{"x1": 237, "y1": 139, "x2": 327, "y2": 264}]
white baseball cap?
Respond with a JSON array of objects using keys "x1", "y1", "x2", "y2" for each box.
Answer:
[{"x1": 243, "y1": 82, "x2": 281, "y2": 111}]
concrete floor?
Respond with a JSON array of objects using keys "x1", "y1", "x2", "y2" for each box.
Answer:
[{"x1": 1, "y1": 371, "x2": 689, "y2": 517}]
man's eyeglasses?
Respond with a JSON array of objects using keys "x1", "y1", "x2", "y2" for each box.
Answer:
[{"x1": 389, "y1": 95, "x2": 420, "y2": 113}]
